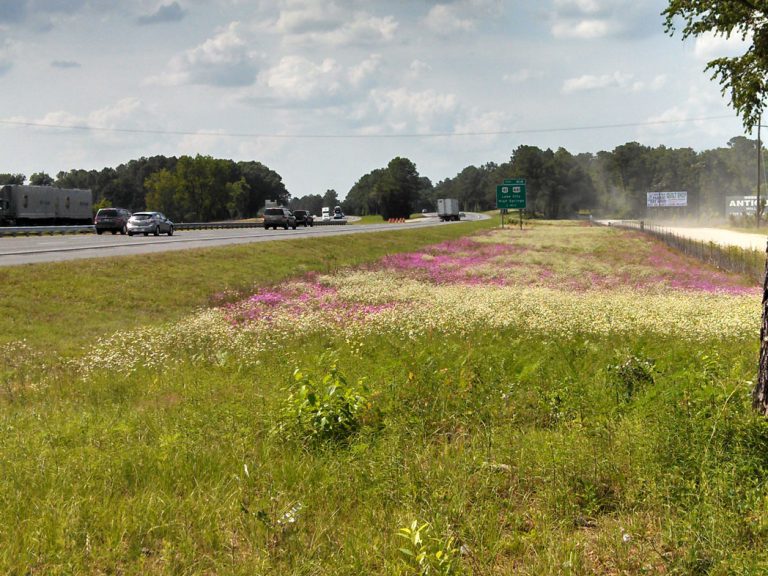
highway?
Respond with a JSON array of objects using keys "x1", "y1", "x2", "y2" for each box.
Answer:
[{"x1": 0, "y1": 213, "x2": 486, "y2": 266}]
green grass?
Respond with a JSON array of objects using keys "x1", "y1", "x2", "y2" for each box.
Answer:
[
  {"x1": 350, "y1": 214, "x2": 391, "y2": 224},
  {"x1": 3, "y1": 329, "x2": 765, "y2": 574},
  {"x1": 2, "y1": 220, "x2": 767, "y2": 574},
  {"x1": 0, "y1": 218, "x2": 494, "y2": 354}
]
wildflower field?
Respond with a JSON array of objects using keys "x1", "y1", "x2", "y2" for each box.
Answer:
[{"x1": 2, "y1": 221, "x2": 768, "y2": 574}]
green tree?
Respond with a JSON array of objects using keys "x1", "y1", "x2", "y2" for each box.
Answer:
[
  {"x1": 605, "y1": 142, "x2": 657, "y2": 217},
  {"x1": 432, "y1": 163, "x2": 496, "y2": 212},
  {"x1": 164, "y1": 155, "x2": 235, "y2": 221},
  {"x1": 322, "y1": 189, "x2": 339, "y2": 209},
  {"x1": 290, "y1": 194, "x2": 323, "y2": 215},
  {"x1": 144, "y1": 169, "x2": 181, "y2": 217},
  {"x1": 237, "y1": 161, "x2": 289, "y2": 216},
  {"x1": 375, "y1": 157, "x2": 421, "y2": 220},
  {"x1": 0, "y1": 173, "x2": 25, "y2": 185},
  {"x1": 226, "y1": 178, "x2": 250, "y2": 219},
  {"x1": 664, "y1": 1, "x2": 768, "y2": 129},
  {"x1": 29, "y1": 172, "x2": 54, "y2": 186},
  {"x1": 343, "y1": 169, "x2": 386, "y2": 215}
]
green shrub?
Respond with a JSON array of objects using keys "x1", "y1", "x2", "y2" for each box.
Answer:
[
  {"x1": 397, "y1": 520, "x2": 462, "y2": 576},
  {"x1": 609, "y1": 353, "x2": 655, "y2": 403},
  {"x1": 276, "y1": 353, "x2": 371, "y2": 445}
]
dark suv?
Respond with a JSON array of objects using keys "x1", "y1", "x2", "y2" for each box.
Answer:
[
  {"x1": 293, "y1": 210, "x2": 314, "y2": 227},
  {"x1": 94, "y1": 207, "x2": 131, "y2": 235},
  {"x1": 263, "y1": 207, "x2": 297, "y2": 230}
]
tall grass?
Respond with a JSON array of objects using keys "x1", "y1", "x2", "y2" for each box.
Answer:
[{"x1": 2, "y1": 221, "x2": 767, "y2": 574}]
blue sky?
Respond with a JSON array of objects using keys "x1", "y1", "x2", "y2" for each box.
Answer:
[{"x1": 0, "y1": 0, "x2": 752, "y2": 199}]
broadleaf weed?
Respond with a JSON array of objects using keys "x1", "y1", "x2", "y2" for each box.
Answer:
[
  {"x1": 276, "y1": 352, "x2": 372, "y2": 445},
  {"x1": 397, "y1": 520, "x2": 462, "y2": 576}
]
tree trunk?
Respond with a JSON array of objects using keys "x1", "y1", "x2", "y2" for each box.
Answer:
[{"x1": 754, "y1": 239, "x2": 768, "y2": 413}]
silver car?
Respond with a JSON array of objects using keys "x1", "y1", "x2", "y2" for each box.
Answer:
[{"x1": 127, "y1": 211, "x2": 174, "y2": 236}]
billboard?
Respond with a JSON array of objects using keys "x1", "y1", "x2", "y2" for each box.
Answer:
[
  {"x1": 726, "y1": 196, "x2": 760, "y2": 216},
  {"x1": 647, "y1": 191, "x2": 688, "y2": 208}
]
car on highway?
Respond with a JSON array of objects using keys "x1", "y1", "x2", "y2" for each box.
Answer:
[
  {"x1": 263, "y1": 207, "x2": 297, "y2": 230},
  {"x1": 293, "y1": 210, "x2": 314, "y2": 227},
  {"x1": 127, "y1": 212, "x2": 174, "y2": 236},
  {"x1": 94, "y1": 207, "x2": 131, "y2": 235}
]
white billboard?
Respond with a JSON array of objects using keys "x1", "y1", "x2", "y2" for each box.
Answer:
[
  {"x1": 647, "y1": 191, "x2": 688, "y2": 208},
  {"x1": 726, "y1": 196, "x2": 759, "y2": 216}
]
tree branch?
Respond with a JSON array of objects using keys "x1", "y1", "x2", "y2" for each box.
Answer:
[{"x1": 734, "y1": 0, "x2": 761, "y2": 14}]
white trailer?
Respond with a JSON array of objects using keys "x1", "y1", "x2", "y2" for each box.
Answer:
[
  {"x1": 0, "y1": 185, "x2": 92, "y2": 225},
  {"x1": 437, "y1": 198, "x2": 461, "y2": 221}
]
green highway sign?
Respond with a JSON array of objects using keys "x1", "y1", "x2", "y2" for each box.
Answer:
[{"x1": 496, "y1": 179, "x2": 526, "y2": 209}]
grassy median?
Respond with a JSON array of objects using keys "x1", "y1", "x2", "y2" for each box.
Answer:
[
  {"x1": 0, "y1": 219, "x2": 493, "y2": 354},
  {"x1": 2, "y1": 221, "x2": 767, "y2": 574}
]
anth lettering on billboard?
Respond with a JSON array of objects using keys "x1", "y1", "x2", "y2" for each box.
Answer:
[{"x1": 726, "y1": 196, "x2": 760, "y2": 216}]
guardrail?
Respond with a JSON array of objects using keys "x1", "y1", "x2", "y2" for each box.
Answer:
[
  {"x1": 0, "y1": 219, "x2": 348, "y2": 236},
  {"x1": 601, "y1": 219, "x2": 765, "y2": 284},
  {"x1": 0, "y1": 225, "x2": 95, "y2": 236}
]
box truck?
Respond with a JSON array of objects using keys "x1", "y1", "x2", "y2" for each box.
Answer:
[{"x1": 437, "y1": 198, "x2": 461, "y2": 221}]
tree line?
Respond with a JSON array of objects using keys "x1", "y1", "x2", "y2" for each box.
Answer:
[
  {"x1": 0, "y1": 155, "x2": 288, "y2": 222},
  {"x1": 0, "y1": 136, "x2": 763, "y2": 221},
  {"x1": 456, "y1": 137, "x2": 765, "y2": 219},
  {"x1": 327, "y1": 136, "x2": 764, "y2": 220}
]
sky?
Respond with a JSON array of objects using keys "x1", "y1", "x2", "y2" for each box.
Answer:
[{"x1": 0, "y1": 0, "x2": 754, "y2": 199}]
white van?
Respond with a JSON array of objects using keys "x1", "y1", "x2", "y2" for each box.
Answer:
[{"x1": 321, "y1": 207, "x2": 331, "y2": 221}]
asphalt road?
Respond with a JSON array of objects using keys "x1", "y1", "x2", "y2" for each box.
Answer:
[{"x1": 0, "y1": 213, "x2": 486, "y2": 267}]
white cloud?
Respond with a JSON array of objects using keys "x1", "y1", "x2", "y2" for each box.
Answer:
[
  {"x1": 177, "y1": 129, "x2": 228, "y2": 156},
  {"x1": 366, "y1": 88, "x2": 459, "y2": 133},
  {"x1": 552, "y1": 18, "x2": 611, "y2": 39},
  {"x1": 550, "y1": 0, "x2": 660, "y2": 40},
  {"x1": 423, "y1": 0, "x2": 502, "y2": 34},
  {"x1": 242, "y1": 53, "x2": 386, "y2": 106},
  {"x1": 262, "y1": 55, "x2": 343, "y2": 101},
  {"x1": 425, "y1": 4, "x2": 475, "y2": 34},
  {"x1": 89, "y1": 97, "x2": 142, "y2": 128},
  {"x1": 148, "y1": 21, "x2": 261, "y2": 87},
  {"x1": 348, "y1": 54, "x2": 381, "y2": 87},
  {"x1": 274, "y1": 3, "x2": 341, "y2": 34},
  {"x1": 562, "y1": 71, "x2": 634, "y2": 93},
  {"x1": 328, "y1": 14, "x2": 397, "y2": 45},
  {"x1": 693, "y1": 31, "x2": 750, "y2": 62},
  {"x1": 640, "y1": 80, "x2": 731, "y2": 142},
  {"x1": 33, "y1": 110, "x2": 84, "y2": 128},
  {"x1": 455, "y1": 108, "x2": 508, "y2": 133},
  {"x1": 503, "y1": 68, "x2": 543, "y2": 83},
  {"x1": 267, "y1": 3, "x2": 398, "y2": 46},
  {"x1": 409, "y1": 59, "x2": 431, "y2": 77},
  {"x1": 554, "y1": 0, "x2": 603, "y2": 16},
  {"x1": 650, "y1": 74, "x2": 667, "y2": 90},
  {"x1": 136, "y1": 1, "x2": 186, "y2": 25},
  {"x1": 11, "y1": 97, "x2": 149, "y2": 139}
]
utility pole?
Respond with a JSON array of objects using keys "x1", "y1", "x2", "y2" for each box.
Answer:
[{"x1": 759, "y1": 116, "x2": 762, "y2": 229}]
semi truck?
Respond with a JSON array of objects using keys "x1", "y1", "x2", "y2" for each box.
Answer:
[
  {"x1": 0, "y1": 185, "x2": 93, "y2": 226},
  {"x1": 437, "y1": 198, "x2": 461, "y2": 221}
]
